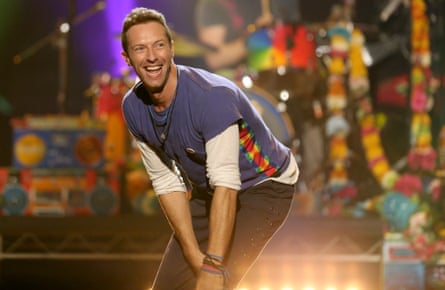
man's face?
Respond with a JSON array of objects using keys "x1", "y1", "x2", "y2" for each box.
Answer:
[{"x1": 122, "y1": 21, "x2": 174, "y2": 94}]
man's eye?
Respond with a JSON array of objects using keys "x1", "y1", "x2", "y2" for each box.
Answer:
[{"x1": 134, "y1": 46, "x2": 145, "y2": 52}]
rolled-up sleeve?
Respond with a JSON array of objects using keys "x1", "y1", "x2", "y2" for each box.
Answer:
[
  {"x1": 136, "y1": 140, "x2": 187, "y2": 195},
  {"x1": 205, "y1": 124, "x2": 241, "y2": 190}
]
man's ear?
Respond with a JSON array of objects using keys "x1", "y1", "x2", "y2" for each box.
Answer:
[{"x1": 121, "y1": 51, "x2": 132, "y2": 66}]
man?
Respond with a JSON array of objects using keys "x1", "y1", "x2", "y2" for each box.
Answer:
[
  {"x1": 195, "y1": 0, "x2": 301, "y2": 75},
  {"x1": 195, "y1": 0, "x2": 274, "y2": 76},
  {"x1": 120, "y1": 7, "x2": 299, "y2": 290}
]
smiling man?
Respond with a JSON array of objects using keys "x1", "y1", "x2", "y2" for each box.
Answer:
[{"x1": 120, "y1": 7, "x2": 299, "y2": 290}]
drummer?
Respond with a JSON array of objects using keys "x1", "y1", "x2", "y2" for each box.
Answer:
[{"x1": 194, "y1": 0, "x2": 277, "y2": 78}]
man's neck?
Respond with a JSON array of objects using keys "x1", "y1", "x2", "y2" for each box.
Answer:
[{"x1": 150, "y1": 64, "x2": 178, "y2": 111}]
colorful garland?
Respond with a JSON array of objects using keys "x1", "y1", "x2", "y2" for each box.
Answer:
[
  {"x1": 349, "y1": 28, "x2": 393, "y2": 184},
  {"x1": 350, "y1": 0, "x2": 444, "y2": 263},
  {"x1": 322, "y1": 21, "x2": 358, "y2": 216},
  {"x1": 408, "y1": 0, "x2": 436, "y2": 172},
  {"x1": 313, "y1": 5, "x2": 444, "y2": 254}
]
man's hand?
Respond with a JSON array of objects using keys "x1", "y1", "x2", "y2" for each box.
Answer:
[
  {"x1": 255, "y1": 11, "x2": 274, "y2": 29},
  {"x1": 196, "y1": 269, "x2": 226, "y2": 290},
  {"x1": 186, "y1": 250, "x2": 206, "y2": 274}
]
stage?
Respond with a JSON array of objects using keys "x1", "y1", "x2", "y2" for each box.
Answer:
[{"x1": 0, "y1": 214, "x2": 383, "y2": 290}]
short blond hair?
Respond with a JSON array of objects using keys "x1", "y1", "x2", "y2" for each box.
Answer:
[{"x1": 121, "y1": 7, "x2": 173, "y2": 53}]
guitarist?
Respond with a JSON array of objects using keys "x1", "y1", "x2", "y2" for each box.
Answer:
[{"x1": 194, "y1": 0, "x2": 275, "y2": 78}]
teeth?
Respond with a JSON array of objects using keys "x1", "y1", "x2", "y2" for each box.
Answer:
[{"x1": 145, "y1": 66, "x2": 161, "y2": 72}]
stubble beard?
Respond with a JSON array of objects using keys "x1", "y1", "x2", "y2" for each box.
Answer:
[{"x1": 145, "y1": 61, "x2": 172, "y2": 95}]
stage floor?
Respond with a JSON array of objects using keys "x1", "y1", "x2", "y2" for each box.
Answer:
[{"x1": 0, "y1": 215, "x2": 383, "y2": 290}]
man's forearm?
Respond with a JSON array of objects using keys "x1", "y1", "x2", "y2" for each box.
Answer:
[
  {"x1": 207, "y1": 186, "x2": 238, "y2": 259},
  {"x1": 158, "y1": 191, "x2": 203, "y2": 271}
]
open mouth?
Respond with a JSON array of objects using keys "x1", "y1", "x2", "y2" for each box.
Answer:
[{"x1": 144, "y1": 65, "x2": 162, "y2": 77}]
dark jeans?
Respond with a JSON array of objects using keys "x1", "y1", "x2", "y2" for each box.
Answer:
[{"x1": 151, "y1": 180, "x2": 296, "y2": 290}]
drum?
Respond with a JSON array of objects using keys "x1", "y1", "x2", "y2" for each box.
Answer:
[
  {"x1": 246, "y1": 28, "x2": 278, "y2": 72},
  {"x1": 239, "y1": 82, "x2": 295, "y2": 145},
  {"x1": 246, "y1": 23, "x2": 322, "y2": 115},
  {"x1": 246, "y1": 24, "x2": 317, "y2": 73}
]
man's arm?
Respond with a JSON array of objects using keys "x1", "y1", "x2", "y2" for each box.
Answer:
[
  {"x1": 196, "y1": 124, "x2": 240, "y2": 289},
  {"x1": 136, "y1": 141, "x2": 203, "y2": 271},
  {"x1": 158, "y1": 191, "x2": 204, "y2": 272},
  {"x1": 203, "y1": 124, "x2": 241, "y2": 258},
  {"x1": 207, "y1": 185, "x2": 238, "y2": 259},
  {"x1": 197, "y1": 24, "x2": 247, "y2": 71},
  {"x1": 196, "y1": 2, "x2": 274, "y2": 71}
]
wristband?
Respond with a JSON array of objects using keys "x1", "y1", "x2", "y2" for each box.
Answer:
[
  {"x1": 201, "y1": 253, "x2": 229, "y2": 281},
  {"x1": 206, "y1": 253, "x2": 224, "y2": 262}
]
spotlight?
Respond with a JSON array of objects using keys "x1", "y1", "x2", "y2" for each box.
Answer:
[
  {"x1": 277, "y1": 65, "x2": 287, "y2": 76},
  {"x1": 277, "y1": 102, "x2": 287, "y2": 113},
  {"x1": 241, "y1": 75, "x2": 253, "y2": 89},
  {"x1": 59, "y1": 22, "x2": 70, "y2": 33},
  {"x1": 279, "y1": 90, "x2": 290, "y2": 102}
]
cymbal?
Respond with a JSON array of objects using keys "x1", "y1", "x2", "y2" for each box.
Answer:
[{"x1": 172, "y1": 32, "x2": 207, "y2": 57}]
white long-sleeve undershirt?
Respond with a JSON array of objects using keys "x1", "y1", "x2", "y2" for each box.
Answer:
[{"x1": 136, "y1": 124, "x2": 298, "y2": 195}]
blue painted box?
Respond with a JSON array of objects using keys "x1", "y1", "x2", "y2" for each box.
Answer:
[{"x1": 12, "y1": 119, "x2": 106, "y2": 169}]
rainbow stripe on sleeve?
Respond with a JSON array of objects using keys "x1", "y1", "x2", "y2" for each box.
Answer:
[{"x1": 239, "y1": 121, "x2": 279, "y2": 177}]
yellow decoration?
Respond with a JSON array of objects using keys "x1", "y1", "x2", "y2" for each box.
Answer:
[
  {"x1": 329, "y1": 135, "x2": 348, "y2": 160},
  {"x1": 362, "y1": 132, "x2": 380, "y2": 148},
  {"x1": 372, "y1": 160, "x2": 391, "y2": 181},
  {"x1": 329, "y1": 57, "x2": 346, "y2": 74},
  {"x1": 366, "y1": 146, "x2": 384, "y2": 160},
  {"x1": 14, "y1": 134, "x2": 46, "y2": 166}
]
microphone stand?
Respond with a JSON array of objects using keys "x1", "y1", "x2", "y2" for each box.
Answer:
[{"x1": 13, "y1": 1, "x2": 106, "y2": 114}]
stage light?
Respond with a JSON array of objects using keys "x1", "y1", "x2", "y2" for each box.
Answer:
[
  {"x1": 302, "y1": 286, "x2": 315, "y2": 290},
  {"x1": 277, "y1": 101, "x2": 287, "y2": 113},
  {"x1": 277, "y1": 65, "x2": 287, "y2": 76},
  {"x1": 241, "y1": 75, "x2": 254, "y2": 89},
  {"x1": 279, "y1": 90, "x2": 290, "y2": 102},
  {"x1": 59, "y1": 22, "x2": 70, "y2": 33}
]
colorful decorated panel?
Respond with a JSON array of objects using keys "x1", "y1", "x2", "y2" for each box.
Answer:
[
  {"x1": 11, "y1": 116, "x2": 106, "y2": 169},
  {"x1": 0, "y1": 168, "x2": 120, "y2": 216}
]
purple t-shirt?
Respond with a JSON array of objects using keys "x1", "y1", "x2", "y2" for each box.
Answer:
[{"x1": 122, "y1": 65, "x2": 291, "y2": 194}]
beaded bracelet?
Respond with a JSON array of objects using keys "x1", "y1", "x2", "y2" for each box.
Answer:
[{"x1": 201, "y1": 253, "x2": 229, "y2": 281}]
